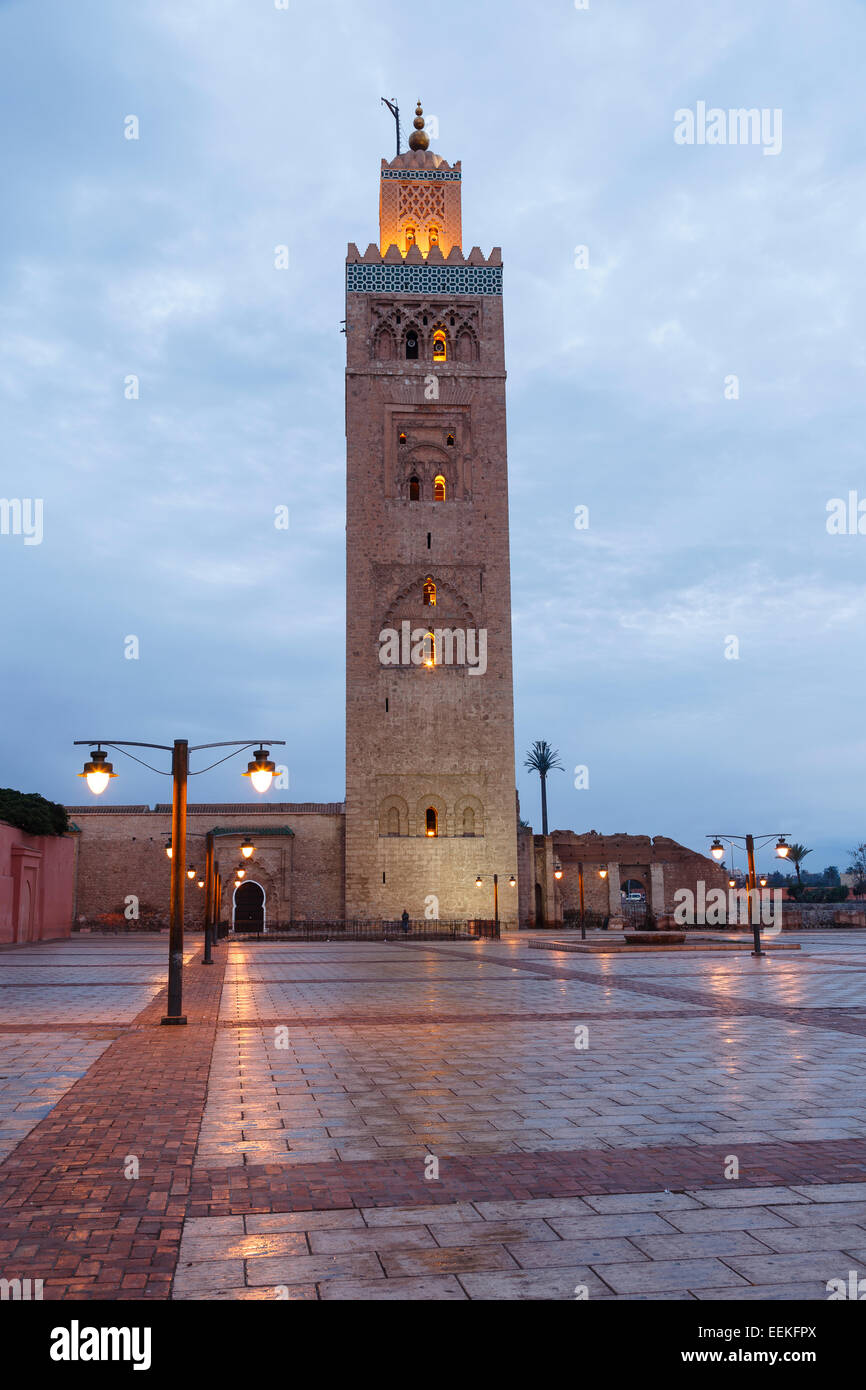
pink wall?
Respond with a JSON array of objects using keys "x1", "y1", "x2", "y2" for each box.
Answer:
[{"x1": 0, "y1": 823, "x2": 75, "y2": 944}]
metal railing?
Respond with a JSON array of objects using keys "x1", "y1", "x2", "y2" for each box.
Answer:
[{"x1": 222, "y1": 918, "x2": 500, "y2": 941}]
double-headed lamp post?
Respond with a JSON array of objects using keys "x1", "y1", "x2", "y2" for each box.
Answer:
[
  {"x1": 475, "y1": 872, "x2": 516, "y2": 937},
  {"x1": 76, "y1": 738, "x2": 284, "y2": 1023},
  {"x1": 554, "y1": 859, "x2": 608, "y2": 939},
  {"x1": 708, "y1": 833, "x2": 790, "y2": 957}
]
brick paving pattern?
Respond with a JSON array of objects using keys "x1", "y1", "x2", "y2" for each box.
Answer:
[{"x1": 1, "y1": 930, "x2": 865, "y2": 1299}]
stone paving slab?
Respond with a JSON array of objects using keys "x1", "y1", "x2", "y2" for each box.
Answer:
[{"x1": 4, "y1": 933, "x2": 866, "y2": 1300}]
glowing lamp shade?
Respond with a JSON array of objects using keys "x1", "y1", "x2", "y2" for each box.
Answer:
[
  {"x1": 187, "y1": 868, "x2": 196, "y2": 880},
  {"x1": 165, "y1": 839, "x2": 173, "y2": 860},
  {"x1": 78, "y1": 748, "x2": 117, "y2": 796},
  {"x1": 759, "y1": 877, "x2": 768, "y2": 887},
  {"x1": 475, "y1": 875, "x2": 483, "y2": 888},
  {"x1": 240, "y1": 840, "x2": 255, "y2": 860},
  {"x1": 197, "y1": 880, "x2": 204, "y2": 889},
  {"x1": 553, "y1": 861, "x2": 563, "y2": 880},
  {"x1": 710, "y1": 839, "x2": 725, "y2": 861},
  {"x1": 243, "y1": 748, "x2": 276, "y2": 794},
  {"x1": 236, "y1": 868, "x2": 246, "y2": 879},
  {"x1": 728, "y1": 878, "x2": 736, "y2": 888},
  {"x1": 598, "y1": 868, "x2": 608, "y2": 879},
  {"x1": 508, "y1": 875, "x2": 516, "y2": 888},
  {"x1": 775, "y1": 838, "x2": 790, "y2": 859}
]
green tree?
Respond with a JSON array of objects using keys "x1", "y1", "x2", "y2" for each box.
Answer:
[
  {"x1": 847, "y1": 844, "x2": 866, "y2": 894},
  {"x1": 0, "y1": 789, "x2": 68, "y2": 837},
  {"x1": 523, "y1": 740, "x2": 563, "y2": 837}
]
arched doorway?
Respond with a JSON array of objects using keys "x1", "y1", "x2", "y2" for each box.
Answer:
[
  {"x1": 17, "y1": 878, "x2": 33, "y2": 942},
  {"x1": 233, "y1": 881, "x2": 265, "y2": 933},
  {"x1": 535, "y1": 882, "x2": 544, "y2": 926},
  {"x1": 621, "y1": 878, "x2": 647, "y2": 927}
]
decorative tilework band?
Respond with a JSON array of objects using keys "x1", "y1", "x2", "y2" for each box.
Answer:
[
  {"x1": 381, "y1": 169, "x2": 462, "y2": 182},
  {"x1": 347, "y1": 263, "x2": 502, "y2": 296}
]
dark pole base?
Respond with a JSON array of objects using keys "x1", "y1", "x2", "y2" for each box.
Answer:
[{"x1": 161, "y1": 1016, "x2": 188, "y2": 1025}]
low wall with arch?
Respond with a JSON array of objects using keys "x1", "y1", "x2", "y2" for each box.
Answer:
[{"x1": 0, "y1": 822, "x2": 74, "y2": 944}]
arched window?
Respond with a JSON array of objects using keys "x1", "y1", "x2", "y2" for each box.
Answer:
[
  {"x1": 433, "y1": 330, "x2": 447, "y2": 361},
  {"x1": 462, "y1": 807, "x2": 476, "y2": 837},
  {"x1": 423, "y1": 577, "x2": 436, "y2": 606},
  {"x1": 433, "y1": 475, "x2": 446, "y2": 501},
  {"x1": 423, "y1": 630, "x2": 435, "y2": 667},
  {"x1": 446, "y1": 433, "x2": 455, "y2": 446},
  {"x1": 399, "y1": 432, "x2": 407, "y2": 445},
  {"x1": 409, "y1": 475, "x2": 420, "y2": 501},
  {"x1": 387, "y1": 807, "x2": 400, "y2": 836},
  {"x1": 425, "y1": 807, "x2": 438, "y2": 837},
  {"x1": 406, "y1": 331, "x2": 419, "y2": 360}
]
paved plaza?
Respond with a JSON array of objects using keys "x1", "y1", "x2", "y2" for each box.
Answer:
[{"x1": 1, "y1": 931, "x2": 866, "y2": 1299}]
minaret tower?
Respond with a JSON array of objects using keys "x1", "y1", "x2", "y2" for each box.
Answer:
[{"x1": 344, "y1": 103, "x2": 518, "y2": 925}]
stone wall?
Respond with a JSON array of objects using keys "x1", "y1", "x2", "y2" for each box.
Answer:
[
  {"x1": 0, "y1": 821, "x2": 74, "y2": 943},
  {"x1": 67, "y1": 803, "x2": 345, "y2": 928},
  {"x1": 523, "y1": 829, "x2": 728, "y2": 927}
]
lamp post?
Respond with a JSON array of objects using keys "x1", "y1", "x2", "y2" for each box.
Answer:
[
  {"x1": 475, "y1": 872, "x2": 516, "y2": 937},
  {"x1": 76, "y1": 737, "x2": 284, "y2": 1022},
  {"x1": 708, "y1": 833, "x2": 790, "y2": 957},
  {"x1": 570, "y1": 862, "x2": 609, "y2": 940}
]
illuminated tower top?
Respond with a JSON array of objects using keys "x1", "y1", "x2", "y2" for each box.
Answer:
[{"x1": 378, "y1": 101, "x2": 463, "y2": 259}]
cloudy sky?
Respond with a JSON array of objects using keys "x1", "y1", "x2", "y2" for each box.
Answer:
[{"x1": 1, "y1": 0, "x2": 864, "y2": 877}]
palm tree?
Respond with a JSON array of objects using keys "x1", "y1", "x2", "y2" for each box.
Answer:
[
  {"x1": 786, "y1": 843, "x2": 812, "y2": 885},
  {"x1": 524, "y1": 740, "x2": 563, "y2": 836}
]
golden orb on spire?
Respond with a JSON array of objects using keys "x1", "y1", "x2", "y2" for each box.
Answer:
[{"x1": 408, "y1": 100, "x2": 430, "y2": 151}]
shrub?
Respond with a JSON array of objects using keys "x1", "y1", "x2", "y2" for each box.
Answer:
[{"x1": 0, "y1": 788, "x2": 69, "y2": 837}]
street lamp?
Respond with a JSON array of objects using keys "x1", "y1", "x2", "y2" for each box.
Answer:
[
  {"x1": 475, "y1": 872, "x2": 516, "y2": 937},
  {"x1": 553, "y1": 859, "x2": 563, "y2": 880},
  {"x1": 165, "y1": 837, "x2": 172, "y2": 860},
  {"x1": 186, "y1": 867, "x2": 196, "y2": 881},
  {"x1": 707, "y1": 832, "x2": 790, "y2": 956},
  {"x1": 573, "y1": 862, "x2": 610, "y2": 940},
  {"x1": 236, "y1": 867, "x2": 246, "y2": 879},
  {"x1": 76, "y1": 737, "x2": 285, "y2": 1022},
  {"x1": 240, "y1": 839, "x2": 255, "y2": 860},
  {"x1": 77, "y1": 748, "x2": 118, "y2": 796},
  {"x1": 243, "y1": 749, "x2": 277, "y2": 794}
]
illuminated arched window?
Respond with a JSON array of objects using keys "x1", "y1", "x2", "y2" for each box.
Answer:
[
  {"x1": 433, "y1": 330, "x2": 447, "y2": 361},
  {"x1": 423, "y1": 577, "x2": 436, "y2": 606},
  {"x1": 409, "y1": 476, "x2": 420, "y2": 501},
  {"x1": 425, "y1": 807, "x2": 438, "y2": 837},
  {"x1": 462, "y1": 807, "x2": 476, "y2": 837},
  {"x1": 399, "y1": 432, "x2": 407, "y2": 445},
  {"x1": 406, "y1": 330, "x2": 419, "y2": 360},
  {"x1": 387, "y1": 807, "x2": 400, "y2": 836},
  {"x1": 433, "y1": 475, "x2": 446, "y2": 501},
  {"x1": 423, "y1": 630, "x2": 435, "y2": 667}
]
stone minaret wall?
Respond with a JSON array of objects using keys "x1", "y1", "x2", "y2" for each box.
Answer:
[{"x1": 344, "y1": 126, "x2": 518, "y2": 924}]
